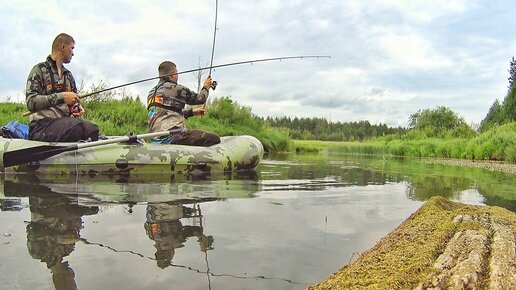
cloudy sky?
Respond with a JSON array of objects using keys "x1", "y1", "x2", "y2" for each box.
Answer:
[{"x1": 0, "y1": 0, "x2": 515, "y2": 127}]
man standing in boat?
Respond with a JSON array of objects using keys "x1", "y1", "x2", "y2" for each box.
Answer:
[
  {"x1": 26, "y1": 33, "x2": 99, "y2": 142},
  {"x1": 147, "y1": 61, "x2": 220, "y2": 146}
]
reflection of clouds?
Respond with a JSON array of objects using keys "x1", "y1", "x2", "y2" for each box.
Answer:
[
  {"x1": 5, "y1": 152, "x2": 509, "y2": 288},
  {"x1": 192, "y1": 182, "x2": 424, "y2": 286},
  {"x1": 452, "y1": 188, "x2": 486, "y2": 206},
  {"x1": 208, "y1": 183, "x2": 420, "y2": 251},
  {"x1": 260, "y1": 160, "x2": 305, "y2": 166}
]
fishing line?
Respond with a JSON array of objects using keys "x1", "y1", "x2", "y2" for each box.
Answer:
[
  {"x1": 79, "y1": 236, "x2": 306, "y2": 285},
  {"x1": 199, "y1": 203, "x2": 213, "y2": 288}
]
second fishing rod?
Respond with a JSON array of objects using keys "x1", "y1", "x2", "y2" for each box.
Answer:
[{"x1": 22, "y1": 55, "x2": 331, "y2": 117}]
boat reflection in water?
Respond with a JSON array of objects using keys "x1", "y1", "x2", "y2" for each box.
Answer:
[{"x1": 0, "y1": 171, "x2": 260, "y2": 290}]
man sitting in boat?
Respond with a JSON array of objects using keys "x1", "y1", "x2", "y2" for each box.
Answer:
[
  {"x1": 26, "y1": 33, "x2": 99, "y2": 142},
  {"x1": 147, "y1": 61, "x2": 220, "y2": 146}
]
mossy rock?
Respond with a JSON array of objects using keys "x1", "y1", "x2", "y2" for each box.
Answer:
[{"x1": 309, "y1": 196, "x2": 516, "y2": 289}]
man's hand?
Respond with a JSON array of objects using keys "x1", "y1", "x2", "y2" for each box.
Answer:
[
  {"x1": 192, "y1": 107, "x2": 206, "y2": 116},
  {"x1": 63, "y1": 92, "x2": 80, "y2": 105},
  {"x1": 203, "y1": 76, "x2": 213, "y2": 90}
]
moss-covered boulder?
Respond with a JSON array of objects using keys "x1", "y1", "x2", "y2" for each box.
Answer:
[{"x1": 309, "y1": 196, "x2": 516, "y2": 289}]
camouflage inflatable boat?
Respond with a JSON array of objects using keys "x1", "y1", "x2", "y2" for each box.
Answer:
[{"x1": 0, "y1": 135, "x2": 263, "y2": 175}]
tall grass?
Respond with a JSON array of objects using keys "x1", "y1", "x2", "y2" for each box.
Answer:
[
  {"x1": 187, "y1": 97, "x2": 290, "y2": 151},
  {"x1": 463, "y1": 122, "x2": 516, "y2": 161},
  {"x1": 293, "y1": 122, "x2": 516, "y2": 163},
  {"x1": 0, "y1": 103, "x2": 28, "y2": 125},
  {"x1": 293, "y1": 140, "x2": 387, "y2": 155},
  {"x1": 83, "y1": 97, "x2": 148, "y2": 135},
  {"x1": 2, "y1": 99, "x2": 514, "y2": 160},
  {"x1": 0, "y1": 96, "x2": 290, "y2": 152}
]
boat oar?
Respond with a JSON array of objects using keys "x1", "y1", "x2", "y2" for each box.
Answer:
[{"x1": 2, "y1": 129, "x2": 183, "y2": 168}]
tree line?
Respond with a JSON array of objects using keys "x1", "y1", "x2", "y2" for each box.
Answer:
[
  {"x1": 264, "y1": 116, "x2": 407, "y2": 141},
  {"x1": 265, "y1": 55, "x2": 516, "y2": 142}
]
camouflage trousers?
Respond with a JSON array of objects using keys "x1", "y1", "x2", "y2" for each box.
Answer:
[{"x1": 159, "y1": 129, "x2": 220, "y2": 147}]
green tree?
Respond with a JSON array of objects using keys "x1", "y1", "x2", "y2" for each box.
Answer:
[
  {"x1": 502, "y1": 82, "x2": 516, "y2": 122},
  {"x1": 408, "y1": 106, "x2": 473, "y2": 137},
  {"x1": 507, "y1": 56, "x2": 516, "y2": 95},
  {"x1": 480, "y1": 99, "x2": 503, "y2": 132},
  {"x1": 483, "y1": 56, "x2": 516, "y2": 128}
]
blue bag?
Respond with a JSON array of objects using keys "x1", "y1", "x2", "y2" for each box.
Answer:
[{"x1": 1, "y1": 121, "x2": 29, "y2": 139}]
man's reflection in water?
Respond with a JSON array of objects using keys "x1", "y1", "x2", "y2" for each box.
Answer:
[
  {"x1": 5, "y1": 180, "x2": 98, "y2": 290},
  {"x1": 144, "y1": 202, "x2": 214, "y2": 268}
]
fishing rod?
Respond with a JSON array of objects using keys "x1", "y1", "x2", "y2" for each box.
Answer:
[
  {"x1": 208, "y1": 0, "x2": 218, "y2": 81},
  {"x1": 22, "y1": 55, "x2": 331, "y2": 117},
  {"x1": 203, "y1": 0, "x2": 219, "y2": 114}
]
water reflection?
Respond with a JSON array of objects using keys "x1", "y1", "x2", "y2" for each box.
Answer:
[
  {"x1": 0, "y1": 171, "x2": 271, "y2": 289},
  {"x1": 263, "y1": 153, "x2": 516, "y2": 211},
  {"x1": 3, "y1": 180, "x2": 98, "y2": 290},
  {"x1": 0, "y1": 153, "x2": 514, "y2": 289},
  {"x1": 144, "y1": 202, "x2": 213, "y2": 269}
]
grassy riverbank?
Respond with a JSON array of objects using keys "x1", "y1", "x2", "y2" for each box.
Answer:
[
  {"x1": 309, "y1": 196, "x2": 516, "y2": 289},
  {"x1": 293, "y1": 122, "x2": 516, "y2": 163},
  {"x1": 0, "y1": 97, "x2": 291, "y2": 152},
  {"x1": 1, "y1": 98, "x2": 514, "y2": 163}
]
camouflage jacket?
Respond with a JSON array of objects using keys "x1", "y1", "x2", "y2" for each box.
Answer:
[
  {"x1": 26, "y1": 55, "x2": 78, "y2": 122},
  {"x1": 147, "y1": 78, "x2": 209, "y2": 133}
]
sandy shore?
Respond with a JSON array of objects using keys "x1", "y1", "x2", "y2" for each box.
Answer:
[
  {"x1": 424, "y1": 158, "x2": 516, "y2": 175},
  {"x1": 308, "y1": 197, "x2": 516, "y2": 289}
]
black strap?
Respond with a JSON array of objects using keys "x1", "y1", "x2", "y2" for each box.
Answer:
[
  {"x1": 147, "y1": 83, "x2": 182, "y2": 113},
  {"x1": 41, "y1": 60, "x2": 70, "y2": 94},
  {"x1": 148, "y1": 86, "x2": 159, "y2": 109},
  {"x1": 44, "y1": 61, "x2": 57, "y2": 92}
]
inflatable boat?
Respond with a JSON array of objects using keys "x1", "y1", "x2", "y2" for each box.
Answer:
[{"x1": 0, "y1": 134, "x2": 263, "y2": 175}]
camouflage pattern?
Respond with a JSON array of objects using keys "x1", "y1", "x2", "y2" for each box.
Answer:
[
  {"x1": 26, "y1": 55, "x2": 78, "y2": 121},
  {"x1": 147, "y1": 78, "x2": 209, "y2": 134},
  {"x1": 0, "y1": 135, "x2": 263, "y2": 175}
]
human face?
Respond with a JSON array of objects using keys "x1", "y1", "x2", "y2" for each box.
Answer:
[
  {"x1": 171, "y1": 70, "x2": 179, "y2": 82},
  {"x1": 62, "y1": 42, "x2": 75, "y2": 64}
]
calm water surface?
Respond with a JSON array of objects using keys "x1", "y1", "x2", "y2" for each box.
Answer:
[{"x1": 1, "y1": 153, "x2": 514, "y2": 290}]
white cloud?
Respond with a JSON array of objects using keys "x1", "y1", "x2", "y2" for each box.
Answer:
[
  {"x1": 377, "y1": 32, "x2": 454, "y2": 70},
  {"x1": 0, "y1": 0, "x2": 514, "y2": 128},
  {"x1": 376, "y1": 0, "x2": 469, "y2": 23}
]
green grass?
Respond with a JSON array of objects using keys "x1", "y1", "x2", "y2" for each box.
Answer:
[
  {"x1": 292, "y1": 122, "x2": 516, "y2": 162},
  {"x1": 2, "y1": 98, "x2": 514, "y2": 161},
  {"x1": 186, "y1": 97, "x2": 291, "y2": 152},
  {"x1": 0, "y1": 96, "x2": 291, "y2": 152},
  {"x1": 0, "y1": 103, "x2": 28, "y2": 125}
]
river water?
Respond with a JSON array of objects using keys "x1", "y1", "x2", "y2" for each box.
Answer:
[{"x1": 1, "y1": 152, "x2": 514, "y2": 290}]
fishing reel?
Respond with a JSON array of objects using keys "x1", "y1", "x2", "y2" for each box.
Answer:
[
  {"x1": 69, "y1": 103, "x2": 82, "y2": 116},
  {"x1": 211, "y1": 80, "x2": 218, "y2": 90}
]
